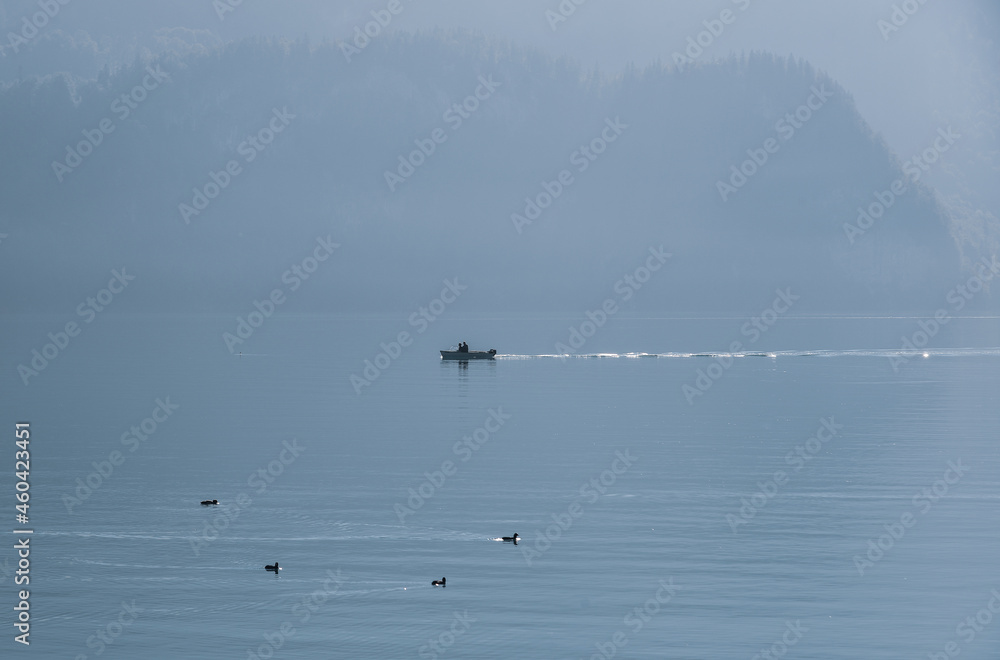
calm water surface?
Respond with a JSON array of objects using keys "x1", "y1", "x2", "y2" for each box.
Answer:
[{"x1": 3, "y1": 313, "x2": 999, "y2": 658}]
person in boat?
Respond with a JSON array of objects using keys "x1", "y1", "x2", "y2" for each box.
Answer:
[
  {"x1": 201, "y1": 499, "x2": 218, "y2": 505},
  {"x1": 501, "y1": 533, "x2": 519, "y2": 544},
  {"x1": 265, "y1": 562, "x2": 279, "y2": 571},
  {"x1": 458, "y1": 342, "x2": 468, "y2": 353},
  {"x1": 432, "y1": 577, "x2": 446, "y2": 587}
]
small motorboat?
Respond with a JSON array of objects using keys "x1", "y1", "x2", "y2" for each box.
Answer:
[{"x1": 440, "y1": 348, "x2": 497, "y2": 360}]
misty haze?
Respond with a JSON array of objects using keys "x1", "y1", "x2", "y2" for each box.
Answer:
[{"x1": 1, "y1": 1, "x2": 998, "y2": 658}]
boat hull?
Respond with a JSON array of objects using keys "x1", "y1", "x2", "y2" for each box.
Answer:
[{"x1": 441, "y1": 350, "x2": 496, "y2": 360}]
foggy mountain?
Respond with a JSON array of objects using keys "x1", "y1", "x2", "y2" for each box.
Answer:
[{"x1": 0, "y1": 32, "x2": 975, "y2": 314}]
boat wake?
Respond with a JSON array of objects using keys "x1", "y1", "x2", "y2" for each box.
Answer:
[{"x1": 496, "y1": 347, "x2": 1000, "y2": 360}]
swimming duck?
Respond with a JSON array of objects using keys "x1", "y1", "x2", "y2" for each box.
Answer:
[
  {"x1": 265, "y1": 562, "x2": 280, "y2": 571},
  {"x1": 201, "y1": 499, "x2": 218, "y2": 505},
  {"x1": 431, "y1": 577, "x2": 446, "y2": 587}
]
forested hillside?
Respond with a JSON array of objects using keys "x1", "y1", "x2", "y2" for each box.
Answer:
[{"x1": 0, "y1": 33, "x2": 967, "y2": 313}]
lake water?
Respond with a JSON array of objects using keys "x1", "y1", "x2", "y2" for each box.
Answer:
[{"x1": 4, "y1": 312, "x2": 999, "y2": 658}]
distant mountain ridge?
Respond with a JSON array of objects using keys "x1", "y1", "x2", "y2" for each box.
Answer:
[{"x1": 0, "y1": 32, "x2": 979, "y2": 314}]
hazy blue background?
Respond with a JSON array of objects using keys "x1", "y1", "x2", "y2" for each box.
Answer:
[
  {"x1": 1, "y1": 1, "x2": 998, "y2": 658},
  {"x1": 0, "y1": 0, "x2": 997, "y2": 313}
]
